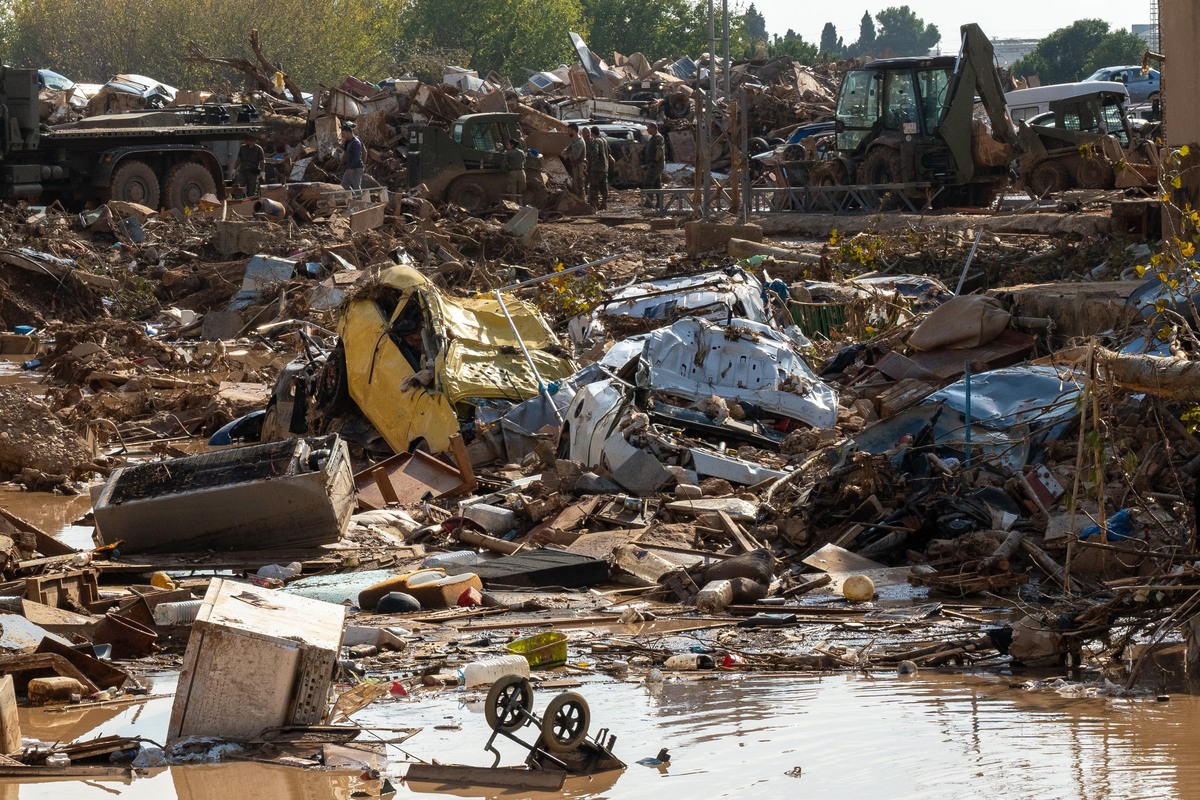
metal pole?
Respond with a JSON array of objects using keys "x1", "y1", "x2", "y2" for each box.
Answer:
[
  {"x1": 954, "y1": 228, "x2": 985, "y2": 295},
  {"x1": 722, "y1": 0, "x2": 731, "y2": 98},
  {"x1": 963, "y1": 365, "x2": 972, "y2": 467},
  {"x1": 741, "y1": 88, "x2": 751, "y2": 223},
  {"x1": 498, "y1": 253, "x2": 624, "y2": 292},
  {"x1": 493, "y1": 289, "x2": 563, "y2": 424},
  {"x1": 703, "y1": 0, "x2": 716, "y2": 219}
]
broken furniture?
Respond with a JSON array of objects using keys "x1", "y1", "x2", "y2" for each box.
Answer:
[
  {"x1": 93, "y1": 435, "x2": 355, "y2": 553},
  {"x1": 168, "y1": 578, "x2": 345, "y2": 741}
]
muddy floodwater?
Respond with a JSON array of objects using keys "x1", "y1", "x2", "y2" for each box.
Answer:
[{"x1": 3, "y1": 672, "x2": 1200, "y2": 800}]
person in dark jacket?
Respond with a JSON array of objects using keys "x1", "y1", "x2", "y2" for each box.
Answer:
[
  {"x1": 236, "y1": 135, "x2": 266, "y2": 197},
  {"x1": 340, "y1": 120, "x2": 364, "y2": 197},
  {"x1": 642, "y1": 122, "x2": 666, "y2": 210}
]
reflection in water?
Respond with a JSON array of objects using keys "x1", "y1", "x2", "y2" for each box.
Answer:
[
  {"x1": 0, "y1": 486, "x2": 92, "y2": 547},
  {"x1": 3, "y1": 663, "x2": 1200, "y2": 798}
]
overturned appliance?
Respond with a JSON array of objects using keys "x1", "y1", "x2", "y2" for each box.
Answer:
[{"x1": 93, "y1": 435, "x2": 355, "y2": 553}]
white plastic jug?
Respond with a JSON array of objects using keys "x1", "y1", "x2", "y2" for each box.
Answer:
[{"x1": 460, "y1": 654, "x2": 530, "y2": 688}]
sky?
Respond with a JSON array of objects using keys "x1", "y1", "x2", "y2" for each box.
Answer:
[{"x1": 747, "y1": 1, "x2": 1151, "y2": 49}]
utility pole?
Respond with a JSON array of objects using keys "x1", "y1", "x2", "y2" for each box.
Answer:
[
  {"x1": 722, "y1": 0, "x2": 731, "y2": 98},
  {"x1": 703, "y1": 0, "x2": 716, "y2": 219}
]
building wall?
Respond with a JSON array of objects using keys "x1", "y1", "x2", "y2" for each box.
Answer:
[{"x1": 1160, "y1": 0, "x2": 1200, "y2": 146}]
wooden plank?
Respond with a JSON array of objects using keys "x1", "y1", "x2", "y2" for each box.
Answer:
[
  {"x1": 406, "y1": 763, "x2": 566, "y2": 791},
  {"x1": 0, "y1": 676, "x2": 20, "y2": 755},
  {"x1": 717, "y1": 510, "x2": 763, "y2": 553}
]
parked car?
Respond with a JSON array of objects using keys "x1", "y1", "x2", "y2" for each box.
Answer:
[{"x1": 1084, "y1": 66, "x2": 1160, "y2": 103}]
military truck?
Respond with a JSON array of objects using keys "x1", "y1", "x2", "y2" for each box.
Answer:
[
  {"x1": 768, "y1": 23, "x2": 1016, "y2": 208},
  {"x1": 406, "y1": 112, "x2": 548, "y2": 212},
  {"x1": 0, "y1": 66, "x2": 263, "y2": 209}
]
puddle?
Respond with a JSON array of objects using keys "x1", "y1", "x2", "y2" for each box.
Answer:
[
  {"x1": 7, "y1": 672, "x2": 1200, "y2": 799},
  {"x1": 0, "y1": 360, "x2": 44, "y2": 391},
  {"x1": 0, "y1": 487, "x2": 94, "y2": 550}
]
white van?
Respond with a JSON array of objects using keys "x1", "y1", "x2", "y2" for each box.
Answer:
[{"x1": 1005, "y1": 81, "x2": 1128, "y2": 124}]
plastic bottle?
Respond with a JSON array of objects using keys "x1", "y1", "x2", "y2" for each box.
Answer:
[
  {"x1": 257, "y1": 562, "x2": 303, "y2": 581},
  {"x1": 45, "y1": 753, "x2": 70, "y2": 768},
  {"x1": 664, "y1": 654, "x2": 716, "y2": 670},
  {"x1": 152, "y1": 600, "x2": 204, "y2": 626},
  {"x1": 459, "y1": 654, "x2": 531, "y2": 688},
  {"x1": 695, "y1": 580, "x2": 734, "y2": 614},
  {"x1": 422, "y1": 551, "x2": 484, "y2": 569}
]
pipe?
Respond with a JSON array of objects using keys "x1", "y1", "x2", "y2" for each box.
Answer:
[{"x1": 493, "y1": 289, "x2": 563, "y2": 424}]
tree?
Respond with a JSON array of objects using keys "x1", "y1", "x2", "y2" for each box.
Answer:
[
  {"x1": 770, "y1": 30, "x2": 818, "y2": 64},
  {"x1": 398, "y1": 0, "x2": 584, "y2": 83},
  {"x1": 1012, "y1": 19, "x2": 1147, "y2": 84},
  {"x1": 745, "y1": 4, "x2": 767, "y2": 45},
  {"x1": 581, "y1": 0, "x2": 719, "y2": 61},
  {"x1": 873, "y1": 6, "x2": 939, "y2": 56},
  {"x1": 2, "y1": 0, "x2": 404, "y2": 89},
  {"x1": 854, "y1": 10, "x2": 876, "y2": 53},
  {"x1": 819, "y1": 22, "x2": 844, "y2": 59}
]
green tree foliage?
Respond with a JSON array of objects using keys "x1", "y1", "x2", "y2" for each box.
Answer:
[
  {"x1": 819, "y1": 23, "x2": 844, "y2": 59},
  {"x1": 873, "y1": 6, "x2": 939, "y2": 56},
  {"x1": 770, "y1": 30, "x2": 818, "y2": 64},
  {"x1": 852, "y1": 10, "x2": 876, "y2": 54},
  {"x1": 2, "y1": 0, "x2": 403, "y2": 88},
  {"x1": 1012, "y1": 19, "x2": 1148, "y2": 84},
  {"x1": 581, "y1": 0, "x2": 745, "y2": 63},
  {"x1": 398, "y1": 0, "x2": 583, "y2": 84},
  {"x1": 744, "y1": 3, "x2": 768, "y2": 45}
]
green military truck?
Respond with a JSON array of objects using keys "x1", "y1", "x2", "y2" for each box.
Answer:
[
  {"x1": 407, "y1": 112, "x2": 548, "y2": 212},
  {"x1": 0, "y1": 66, "x2": 263, "y2": 209}
]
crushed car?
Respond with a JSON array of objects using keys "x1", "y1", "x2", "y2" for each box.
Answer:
[{"x1": 258, "y1": 265, "x2": 576, "y2": 458}]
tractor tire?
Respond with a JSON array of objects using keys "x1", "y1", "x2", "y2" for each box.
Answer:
[
  {"x1": 1075, "y1": 157, "x2": 1115, "y2": 190},
  {"x1": 164, "y1": 161, "x2": 216, "y2": 212},
  {"x1": 857, "y1": 148, "x2": 903, "y2": 185},
  {"x1": 665, "y1": 92, "x2": 691, "y2": 120},
  {"x1": 110, "y1": 159, "x2": 160, "y2": 208},
  {"x1": 1028, "y1": 160, "x2": 1072, "y2": 198},
  {"x1": 811, "y1": 160, "x2": 848, "y2": 186},
  {"x1": 447, "y1": 178, "x2": 490, "y2": 213}
]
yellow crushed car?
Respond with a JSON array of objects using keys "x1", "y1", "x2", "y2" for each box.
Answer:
[{"x1": 262, "y1": 265, "x2": 576, "y2": 456}]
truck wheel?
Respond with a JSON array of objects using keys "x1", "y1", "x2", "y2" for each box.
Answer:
[
  {"x1": 858, "y1": 149, "x2": 902, "y2": 185},
  {"x1": 1028, "y1": 160, "x2": 1071, "y2": 197},
  {"x1": 110, "y1": 159, "x2": 160, "y2": 208},
  {"x1": 1075, "y1": 158, "x2": 1114, "y2": 190},
  {"x1": 165, "y1": 161, "x2": 216, "y2": 211},
  {"x1": 448, "y1": 179, "x2": 489, "y2": 213},
  {"x1": 665, "y1": 92, "x2": 691, "y2": 119}
]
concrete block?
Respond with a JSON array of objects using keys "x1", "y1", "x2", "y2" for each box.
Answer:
[{"x1": 685, "y1": 221, "x2": 762, "y2": 256}]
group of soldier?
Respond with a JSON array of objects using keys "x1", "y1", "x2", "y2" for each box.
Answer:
[{"x1": 538, "y1": 120, "x2": 668, "y2": 212}]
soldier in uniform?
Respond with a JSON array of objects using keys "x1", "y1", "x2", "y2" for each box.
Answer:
[
  {"x1": 586, "y1": 125, "x2": 611, "y2": 210},
  {"x1": 562, "y1": 122, "x2": 587, "y2": 200},
  {"x1": 503, "y1": 138, "x2": 526, "y2": 203},
  {"x1": 641, "y1": 122, "x2": 666, "y2": 210}
]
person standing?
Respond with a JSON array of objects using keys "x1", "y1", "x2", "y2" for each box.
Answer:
[
  {"x1": 504, "y1": 138, "x2": 527, "y2": 203},
  {"x1": 562, "y1": 122, "x2": 587, "y2": 200},
  {"x1": 340, "y1": 120, "x2": 364, "y2": 197},
  {"x1": 642, "y1": 122, "x2": 666, "y2": 210},
  {"x1": 586, "y1": 125, "x2": 610, "y2": 210},
  {"x1": 236, "y1": 135, "x2": 266, "y2": 197}
]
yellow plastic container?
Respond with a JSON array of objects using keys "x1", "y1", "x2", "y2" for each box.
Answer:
[{"x1": 506, "y1": 631, "x2": 568, "y2": 669}]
